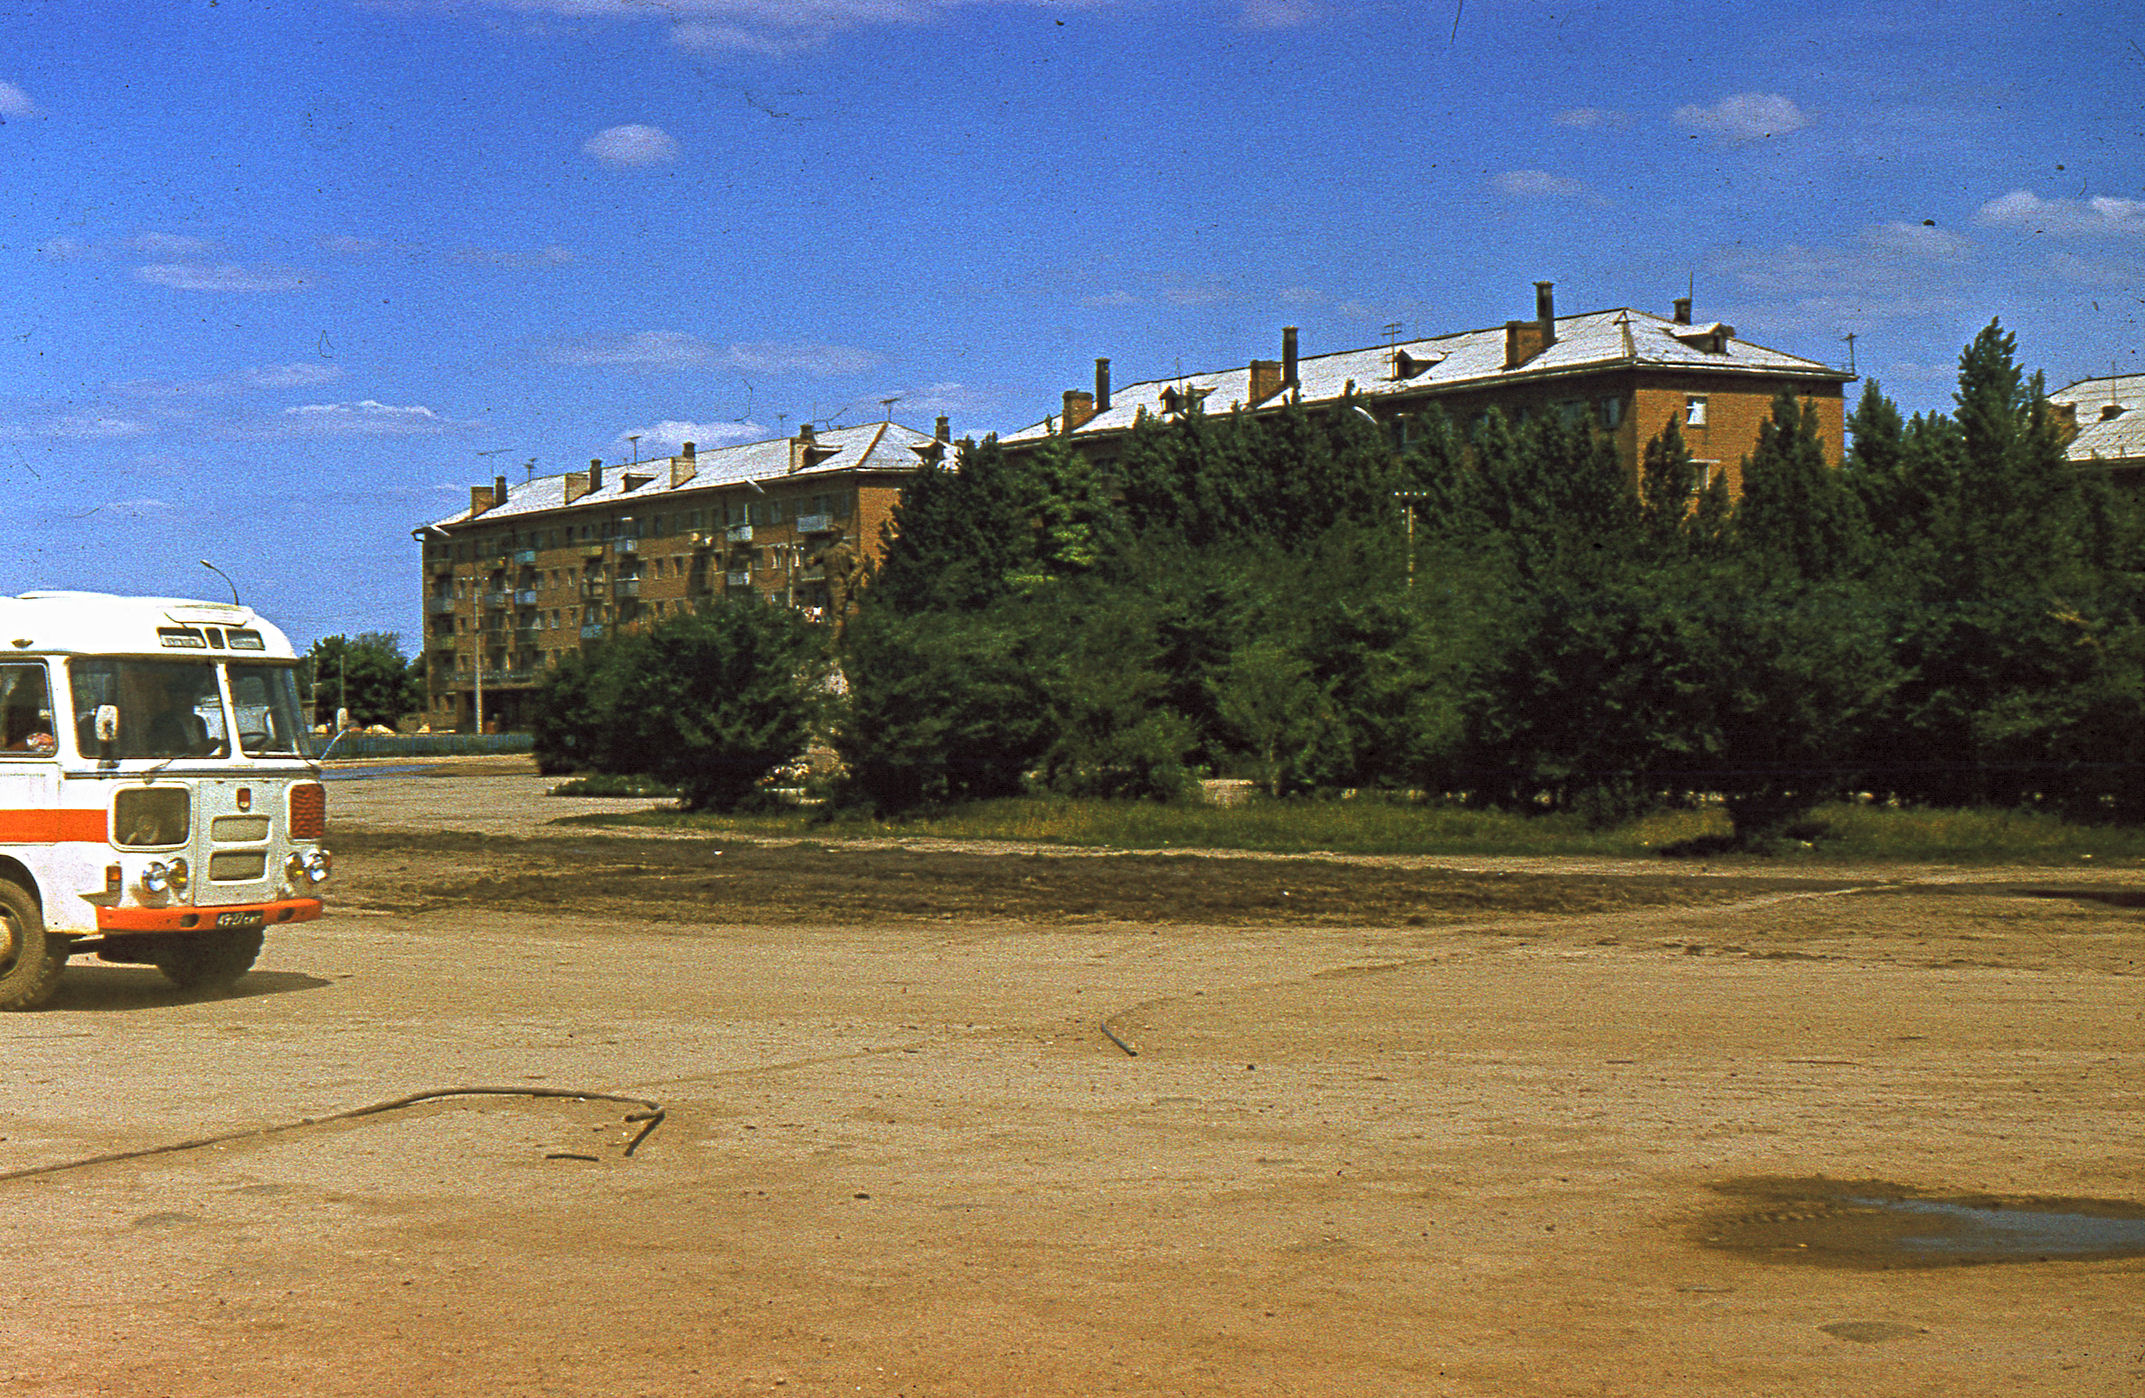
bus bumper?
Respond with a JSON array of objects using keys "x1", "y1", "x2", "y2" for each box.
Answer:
[{"x1": 96, "y1": 898, "x2": 324, "y2": 933}]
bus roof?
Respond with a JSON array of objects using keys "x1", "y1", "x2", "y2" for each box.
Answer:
[{"x1": 0, "y1": 592, "x2": 298, "y2": 661}]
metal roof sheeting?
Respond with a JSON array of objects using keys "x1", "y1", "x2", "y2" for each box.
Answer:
[
  {"x1": 2052, "y1": 373, "x2": 2145, "y2": 467},
  {"x1": 421, "y1": 421, "x2": 944, "y2": 531},
  {"x1": 1003, "y1": 307, "x2": 1849, "y2": 444}
]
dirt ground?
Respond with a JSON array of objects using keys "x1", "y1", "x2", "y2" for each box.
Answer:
[{"x1": 5, "y1": 763, "x2": 2144, "y2": 1396}]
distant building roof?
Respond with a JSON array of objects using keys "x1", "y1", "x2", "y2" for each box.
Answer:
[
  {"x1": 419, "y1": 421, "x2": 946, "y2": 532},
  {"x1": 2050, "y1": 372, "x2": 2145, "y2": 467},
  {"x1": 1002, "y1": 306, "x2": 1851, "y2": 445}
]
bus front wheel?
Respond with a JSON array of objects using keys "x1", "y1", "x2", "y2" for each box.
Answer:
[
  {"x1": 0, "y1": 880, "x2": 63, "y2": 1011},
  {"x1": 153, "y1": 928, "x2": 265, "y2": 993}
]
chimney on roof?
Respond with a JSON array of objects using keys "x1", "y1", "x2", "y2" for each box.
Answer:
[
  {"x1": 470, "y1": 484, "x2": 496, "y2": 516},
  {"x1": 493, "y1": 473, "x2": 508, "y2": 505},
  {"x1": 671, "y1": 443, "x2": 698, "y2": 489},
  {"x1": 935, "y1": 415, "x2": 950, "y2": 442},
  {"x1": 1504, "y1": 320, "x2": 1548, "y2": 370},
  {"x1": 682, "y1": 441, "x2": 696, "y2": 459},
  {"x1": 565, "y1": 468, "x2": 591, "y2": 504},
  {"x1": 1095, "y1": 358, "x2": 1111, "y2": 412},
  {"x1": 1535, "y1": 281, "x2": 1556, "y2": 348},
  {"x1": 589, "y1": 459, "x2": 604, "y2": 493},
  {"x1": 1283, "y1": 326, "x2": 1298, "y2": 390},
  {"x1": 1062, "y1": 389, "x2": 1098, "y2": 434},
  {"x1": 1673, "y1": 296, "x2": 1693, "y2": 325},
  {"x1": 1248, "y1": 359, "x2": 1284, "y2": 406}
]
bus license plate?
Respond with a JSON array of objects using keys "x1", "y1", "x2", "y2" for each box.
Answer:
[{"x1": 215, "y1": 910, "x2": 264, "y2": 929}]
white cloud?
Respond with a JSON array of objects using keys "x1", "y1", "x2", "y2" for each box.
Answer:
[
  {"x1": 1080, "y1": 289, "x2": 1138, "y2": 307},
  {"x1": 105, "y1": 498, "x2": 180, "y2": 519},
  {"x1": 671, "y1": 21, "x2": 811, "y2": 58},
  {"x1": 134, "y1": 262, "x2": 309, "y2": 292},
  {"x1": 1859, "y1": 221, "x2": 1971, "y2": 258},
  {"x1": 1976, "y1": 190, "x2": 2145, "y2": 237},
  {"x1": 2049, "y1": 251, "x2": 2143, "y2": 289},
  {"x1": 36, "y1": 236, "x2": 87, "y2": 260},
  {"x1": 450, "y1": 244, "x2": 575, "y2": 268},
  {"x1": 886, "y1": 381, "x2": 994, "y2": 418},
  {"x1": 1674, "y1": 93, "x2": 1809, "y2": 142},
  {"x1": 281, "y1": 400, "x2": 451, "y2": 434},
  {"x1": 1554, "y1": 107, "x2": 1631, "y2": 130},
  {"x1": 1279, "y1": 285, "x2": 1324, "y2": 307},
  {"x1": 724, "y1": 340, "x2": 882, "y2": 375},
  {"x1": 45, "y1": 414, "x2": 150, "y2": 439},
  {"x1": 247, "y1": 362, "x2": 345, "y2": 389},
  {"x1": 582, "y1": 123, "x2": 679, "y2": 168},
  {"x1": 0, "y1": 81, "x2": 37, "y2": 118},
  {"x1": 549, "y1": 330, "x2": 880, "y2": 376},
  {"x1": 550, "y1": 330, "x2": 717, "y2": 368},
  {"x1": 619, "y1": 419, "x2": 766, "y2": 452},
  {"x1": 1494, "y1": 169, "x2": 1585, "y2": 199},
  {"x1": 122, "y1": 232, "x2": 215, "y2": 257}
]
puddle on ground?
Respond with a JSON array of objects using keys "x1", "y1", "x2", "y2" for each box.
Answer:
[{"x1": 1700, "y1": 1178, "x2": 2145, "y2": 1268}]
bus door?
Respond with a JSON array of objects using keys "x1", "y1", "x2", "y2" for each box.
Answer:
[{"x1": 0, "y1": 663, "x2": 62, "y2": 843}]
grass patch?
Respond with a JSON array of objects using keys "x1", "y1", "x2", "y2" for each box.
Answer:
[
  {"x1": 552, "y1": 791, "x2": 2145, "y2": 865},
  {"x1": 549, "y1": 773, "x2": 681, "y2": 798}
]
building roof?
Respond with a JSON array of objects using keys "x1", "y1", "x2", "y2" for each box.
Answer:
[
  {"x1": 1001, "y1": 306, "x2": 1853, "y2": 445},
  {"x1": 419, "y1": 420, "x2": 945, "y2": 532},
  {"x1": 2050, "y1": 373, "x2": 2145, "y2": 467}
]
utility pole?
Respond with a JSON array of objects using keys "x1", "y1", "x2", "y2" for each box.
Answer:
[{"x1": 1393, "y1": 491, "x2": 1431, "y2": 589}]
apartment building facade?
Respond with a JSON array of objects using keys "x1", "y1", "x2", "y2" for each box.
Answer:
[
  {"x1": 1004, "y1": 283, "x2": 1854, "y2": 494},
  {"x1": 415, "y1": 420, "x2": 946, "y2": 732}
]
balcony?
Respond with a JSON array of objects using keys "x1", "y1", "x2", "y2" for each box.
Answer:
[
  {"x1": 482, "y1": 591, "x2": 511, "y2": 610},
  {"x1": 726, "y1": 524, "x2": 753, "y2": 544},
  {"x1": 425, "y1": 596, "x2": 456, "y2": 614},
  {"x1": 613, "y1": 578, "x2": 641, "y2": 599},
  {"x1": 513, "y1": 588, "x2": 540, "y2": 606},
  {"x1": 795, "y1": 565, "x2": 826, "y2": 583},
  {"x1": 512, "y1": 548, "x2": 538, "y2": 566},
  {"x1": 794, "y1": 513, "x2": 835, "y2": 534},
  {"x1": 614, "y1": 536, "x2": 639, "y2": 555},
  {"x1": 579, "y1": 623, "x2": 607, "y2": 641},
  {"x1": 582, "y1": 542, "x2": 607, "y2": 559},
  {"x1": 479, "y1": 667, "x2": 539, "y2": 687},
  {"x1": 725, "y1": 570, "x2": 753, "y2": 588}
]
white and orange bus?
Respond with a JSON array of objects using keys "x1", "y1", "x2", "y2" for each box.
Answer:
[{"x1": 0, "y1": 592, "x2": 330, "y2": 1009}]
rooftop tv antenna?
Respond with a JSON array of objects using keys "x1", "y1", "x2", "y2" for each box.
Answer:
[
  {"x1": 880, "y1": 395, "x2": 901, "y2": 421},
  {"x1": 1844, "y1": 332, "x2": 1858, "y2": 375},
  {"x1": 522, "y1": 457, "x2": 538, "y2": 482},
  {"x1": 625, "y1": 434, "x2": 641, "y2": 466}
]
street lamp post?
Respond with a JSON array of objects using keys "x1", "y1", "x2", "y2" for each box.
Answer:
[{"x1": 1393, "y1": 491, "x2": 1432, "y2": 589}]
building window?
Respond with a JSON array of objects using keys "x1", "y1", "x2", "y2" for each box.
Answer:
[
  {"x1": 1693, "y1": 462, "x2": 1717, "y2": 494},
  {"x1": 1686, "y1": 395, "x2": 1708, "y2": 427},
  {"x1": 1596, "y1": 396, "x2": 1625, "y2": 429}
]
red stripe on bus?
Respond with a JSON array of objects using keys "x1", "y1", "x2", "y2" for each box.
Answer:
[
  {"x1": 0, "y1": 809, "x2": 107, "y2": 844},
  {"x1": 96, "y1": 898, "x2": 323, "y2": 933}
]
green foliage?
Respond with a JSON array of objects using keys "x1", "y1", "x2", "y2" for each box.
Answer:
[
  {"x1": 304, "y1": 632, "x2": 421, "y2": 728},
  {"x1": 527, "y1": 603, "x2": 822, "y2": 812},
  {"x1": 830, "y1": 321, "x2": 2145, "y2": 841},
  {"x1": 835, "y1": 608, "x2": 1052, "y2": 812}
]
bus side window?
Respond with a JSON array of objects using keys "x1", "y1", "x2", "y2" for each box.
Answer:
[{"x1": 0, "y1": 665, "x2": 56, "y2": 756}]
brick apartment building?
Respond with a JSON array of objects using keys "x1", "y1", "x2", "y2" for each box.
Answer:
[
  {"x1": 1004, "y1": 283, "x2": 1854, "y2": 494},
  {"x1": 414, "y1": 420, "x2": 947, "y2": 732},
  {"x1": 2050, "y1": 372, "x2": 2145, "y2": 486}
]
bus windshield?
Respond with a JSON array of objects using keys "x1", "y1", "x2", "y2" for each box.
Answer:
[
  {"x1": 69, "y1": 659, "x2": 229, "y2": 759},
  {"x1": 228, "y1": 663, "x2": 305, "y2": 756}
]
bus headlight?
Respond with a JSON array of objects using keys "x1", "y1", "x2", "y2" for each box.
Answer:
[
  {"x1": 286, "y1": 848, "x2": 331, "y2": 885},
  {"x1": 141, "y1": 857, "x2": 189, "y2": 896}
]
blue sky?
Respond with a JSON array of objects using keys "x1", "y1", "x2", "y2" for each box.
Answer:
[{"x1": 3, "y1": 0, "x2": 2140, "y2": 646}]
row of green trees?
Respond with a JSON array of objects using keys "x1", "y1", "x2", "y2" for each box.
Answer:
[
  {"x1": 302, "y1": 633, "x2": 423, "y2": 729},
  {"x1": 534, "y1": 322, "x2": 2145, "y2": 842}
]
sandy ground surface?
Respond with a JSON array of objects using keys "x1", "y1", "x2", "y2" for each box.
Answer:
[{"x1": 4, "y1": 762, "x2": 2143, "y2": 1396}]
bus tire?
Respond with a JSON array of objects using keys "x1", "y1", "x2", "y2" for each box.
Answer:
[
  {"x1": 152, "y1": 928, "x2": 265, "y2": 993},
  {"x1": 0, "y1": 880, "x2": 63, "y2": 1011}
]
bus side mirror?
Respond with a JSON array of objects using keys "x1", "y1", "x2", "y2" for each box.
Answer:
[{"x1": 95, "y1": 704, "x2": 119, "y2": 745}]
